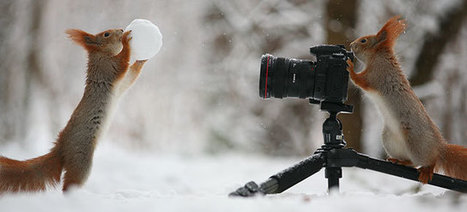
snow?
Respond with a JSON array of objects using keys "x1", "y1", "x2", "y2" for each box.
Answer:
[
  {"x1": 1, "y1": 1, "x2": 467, "y2": 211},
  {"x1": 125, "y1": 19, "x2": 163, "y2": 61},
  {"x1": 0, "y1": 142, "x2": 465, "y2": 212}
]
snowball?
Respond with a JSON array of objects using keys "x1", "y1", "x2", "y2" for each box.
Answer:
[{"x1": 125, "y1": 19, "x2": 163, "y2": 61}]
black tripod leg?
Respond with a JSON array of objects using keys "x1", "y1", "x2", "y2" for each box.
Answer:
[
  {"x1": 230, "y1": 152, "x2": 326, "y2": 197},
  {"x1": 354, "y1": 152, "x2": 467, "y2": 192},
  {"x1": 325, "y1": 167, "x2": 342, "y2": 190},
  {"x1": 324, "y1": 148, "x2": 467, "y2": 193},
  {"x1": 268, "y1": 152, "x2": 326, "y2": 193}
]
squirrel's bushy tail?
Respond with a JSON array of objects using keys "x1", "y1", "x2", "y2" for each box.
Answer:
[
  {"x1": 0, "y1": 147, "x2": 63, "y2": 193},
  {"x1": 437, "y1": 143, "x2": 467, "y2": 181}
]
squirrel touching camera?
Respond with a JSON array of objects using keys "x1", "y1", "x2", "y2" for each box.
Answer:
[{"x1": 347, "y1": 16, "x2": 467, "y2": 183}]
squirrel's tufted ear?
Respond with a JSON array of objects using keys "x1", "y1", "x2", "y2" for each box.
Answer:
[
  {"x1": 375, "y1": 16, "x2": 407, "y2": 48},
  {"x1": 375, "y1": 30, "x2": 387, "y2": 44},
  {"x1": 66, "y1": 29, "x2": 98, "y2": 50}
]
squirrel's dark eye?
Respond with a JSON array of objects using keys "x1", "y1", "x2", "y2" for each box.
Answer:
[
  {"x1": 104, "y1": 32, "x2": 110, "y2": 37},
  {"x1": 360, "y1": 38, "x2": 367, "y2": 43}
]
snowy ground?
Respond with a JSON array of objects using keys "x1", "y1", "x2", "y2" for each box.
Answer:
[{"x1": 0, "y1": 143, "x2": 466, "y2": 212}]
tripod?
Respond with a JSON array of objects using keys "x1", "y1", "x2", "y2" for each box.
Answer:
[{"x1": 230, "y1": 101, "x2": 467, "y2": 196}]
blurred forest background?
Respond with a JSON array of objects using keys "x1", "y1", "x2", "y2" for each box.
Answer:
[{"x1": 0, "y1": 0, "x2": 466, "y2": 158}]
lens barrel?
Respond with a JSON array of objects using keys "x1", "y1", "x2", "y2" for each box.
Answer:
[{"x1": 259, "y1": 54, "x2": 314, "y2": 99}]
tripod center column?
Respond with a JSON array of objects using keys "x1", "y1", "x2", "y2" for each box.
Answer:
[{"x1": 322, "y1": 112, "x2": 346, "y2": 148}]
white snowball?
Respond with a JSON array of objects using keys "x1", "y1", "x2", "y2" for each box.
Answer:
[{"x1": 125, "y1": 19, "x2": 163, "y2": 61}]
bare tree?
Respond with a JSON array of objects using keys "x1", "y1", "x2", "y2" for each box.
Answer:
[
  {"x1": 410, "y1": 0, "x2": 467, "y2": 87},
  {"x1": 408, "y1": 0, "x2": 467, "y2": 144},
  {"x1": 0, "y1": 1, "x2": 16, "y2": 143},
  {"x1": 324, "y1": 0, "x2": 361, "y2": 151},
  {"x1": 0, "y1": 0, "x2": 49, "y2": 145}
]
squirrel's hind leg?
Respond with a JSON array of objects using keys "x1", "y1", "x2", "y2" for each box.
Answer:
[
  {"x1": 61, "y1": 155, "x2": 93, "y2": 192},
  {"x1": 62, "y1": 168, "x2": 89, "y2": 192},
  {"x1": 417, "y1": 164, "x2": 435, "y2": 184}
]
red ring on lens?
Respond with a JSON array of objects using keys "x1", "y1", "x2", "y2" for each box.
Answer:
[{"x1": 264, "y1": 56, "x2": 270, "y2": 98}]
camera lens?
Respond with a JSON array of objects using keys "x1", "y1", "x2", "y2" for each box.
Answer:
[{"x1": 259, "y1": 54, "x2": 314, "y2": 99}]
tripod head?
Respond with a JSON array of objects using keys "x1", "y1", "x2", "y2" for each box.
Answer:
[
  {"x1": 311, "y1": 100, "x2": 353, "y2": 149},
  {"x1": 315, "y1": 101, "x2": 353, "y2": 114}
]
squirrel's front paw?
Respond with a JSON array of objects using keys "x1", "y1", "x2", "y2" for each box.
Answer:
[
  {"x1": 122, "y1": 30, "x2": 132, "y2": 44},
  {"x1": 346, "y1": 59, "x2": 354, "y2": 73},
  {"x1": 135, "y1": 60, "x2": 148, "y2": 65}
]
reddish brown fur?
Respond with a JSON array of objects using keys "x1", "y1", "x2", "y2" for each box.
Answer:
[
  {"x1": 348, "y1": 16, "x2": 467, "y2": 184},
  {"x1": 0, "y1": 28, "x2": 143, "y2": 194},
  {"x1": 0, "y1": 147, "x2": 62, "y2": 193},
  {"x1": 114, "y1": 31, "x2": 132, "y2": 80},
  {"x1": 437, "y1": 144, "x2": 467, "y2": 181},
  {"x1": 66, "y1": 29, "x2": 98, "y2": 52},
  {"x1": 418, "y1": 165, "x2": 435, "y2": 184},
  {"x1": 346, "y1": 59, "x2": 371, "y2": 90},
  {"x1": 375, "y1": 16, "x2": 406, "y2": 51},
  {"x1": 129, "y1": 60, "x2": 146, "y2": 76},
  {"x1": 387, "y1": 158, "x2": 413, "y2": 166},
  {"x1": 346, "y1": 17, "x2": 406, "y2": 92}
]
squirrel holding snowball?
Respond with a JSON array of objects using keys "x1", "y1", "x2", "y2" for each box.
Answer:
[
  {"x1": 347, "y1": 16, "x2": 467, "y2": 183},
  {"x1": 0, "y1": 19, "x2": 161, "y2": 193}
]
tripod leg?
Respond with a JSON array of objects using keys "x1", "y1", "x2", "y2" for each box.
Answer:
[
  {"x1": 325, "y1": 167, "x2": 342, "y2": 191},
  {"x1": 268, "y1": 152, "x2": 326, "y2": 193},
  {"x1": 354, "y1": 151, "x2": 467, "y2": 192},
  {"x1": 230, "y1": 152, "x2": 326, "y2": 197},
  {"x1": 326, "y1": 148, "x2": 467, "y2": 192}
]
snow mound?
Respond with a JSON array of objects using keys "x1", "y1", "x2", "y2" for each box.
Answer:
[{"x1": 125, "y1": 19, "x2": 163, "y2": 61}]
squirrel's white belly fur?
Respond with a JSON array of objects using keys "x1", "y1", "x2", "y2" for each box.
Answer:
[
  {"x1": 98, "y1": 77, "x2": 128, "y2": 140},
  {"x1": 99, "y1": 62, "x2": 137, "y2": 141},
  {"x1": 367, "y1": 92, "x2": 411, "y2": 160}
]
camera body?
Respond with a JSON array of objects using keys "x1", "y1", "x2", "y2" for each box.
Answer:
[{"x1": 259, "y1": 45, "x2": 354, "y2": 104}]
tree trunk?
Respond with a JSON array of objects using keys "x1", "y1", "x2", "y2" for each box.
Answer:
[
  {"x1": 0, "y1": 1, "x2": 16, "y2": 143},
  {"x1": 325, "y1": 0, "x2": 362, "y2": 151},
  {"x1": 0, "y1": 0, "x2": 46, "y2": 144},
  {"x1": 409, "y1": 0, "x2": 467, "y2": 86}
]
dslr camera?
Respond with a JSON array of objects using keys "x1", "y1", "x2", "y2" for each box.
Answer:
[{"x1": 259, "y1": 45, "x2": 354, "y2": 104}]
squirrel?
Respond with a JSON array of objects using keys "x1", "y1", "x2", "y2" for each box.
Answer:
[
  {"x1": 347, "y1": 16, "x2": 467, "y2": 184},
  {"x1": 0, "y1": 28, "x2": 148, "y2": 193}
]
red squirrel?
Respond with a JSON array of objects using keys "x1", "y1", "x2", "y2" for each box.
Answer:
[
  {"x1": 0, "y1": 28, "x2": 147, "y2": 193},
  {"x1": 347, "y1": 16, "x2": 467, "y2": 183}
]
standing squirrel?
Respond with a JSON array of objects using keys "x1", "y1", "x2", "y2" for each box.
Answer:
[
  {"x1": 347, "y1": 16, "x2": 467, "y2": 183},
  {"x1": 0, "y1": 28, "x2": 147, "y2": 193}
]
